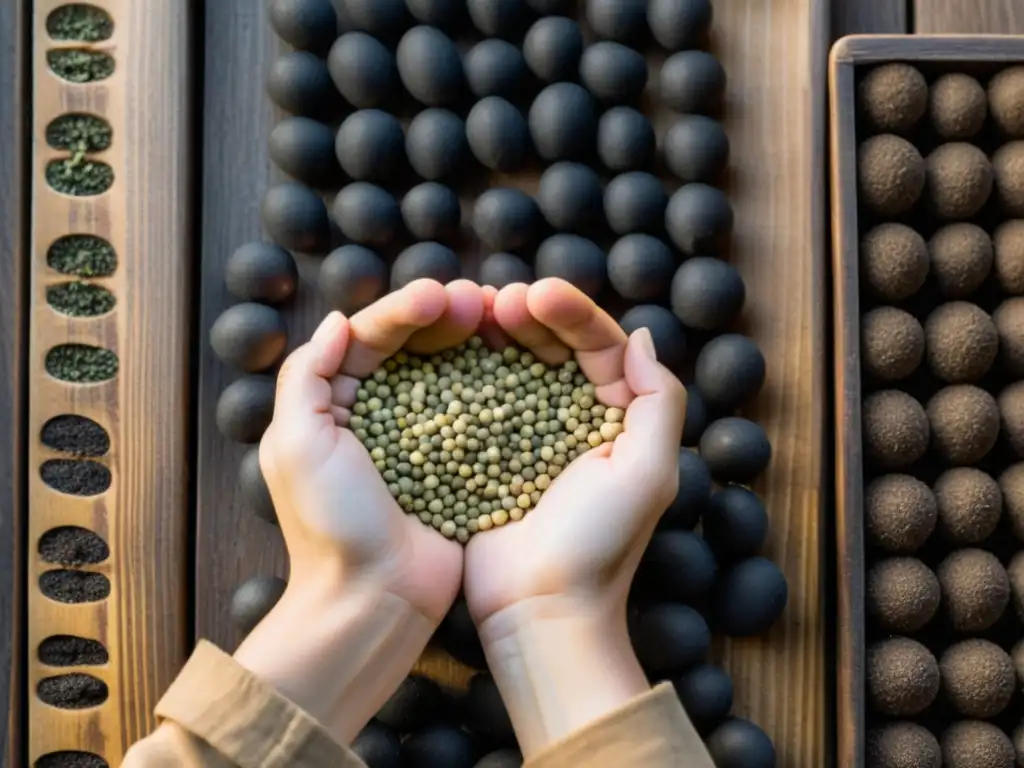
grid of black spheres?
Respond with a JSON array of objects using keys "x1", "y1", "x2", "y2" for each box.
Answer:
[{"x1": 210, "y1": 0, "x2": 789, "y2": 765}]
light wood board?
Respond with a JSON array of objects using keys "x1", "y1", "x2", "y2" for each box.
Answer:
[{"x1": 914, "y1": 0, "x2": 1024, "y2": 33}]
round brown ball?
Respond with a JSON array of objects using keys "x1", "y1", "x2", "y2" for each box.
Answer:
[
  {"x1": 924, "y1": 302, "x2": 998, "y2": 384},
  {"x1": 1000, "y1": 463, "x2": 1024, "y2": 540},
  {"x1": 861, "y1": 223, "x2": 929, "y2": 302},
  {"x1": 868, "y1": 722, "x2": 941, "y2": 768},
  {"x1": 867, "y1": 637, "x2": 939, "y2": 716},
  {"x1": 865, "y1": 474, "x2": 937, "y2": 553},
  {"x1": 1013, "y1": 722, "x2": 1024, "y2": 768},
  {"x1": 992, "y1": 141, "x2": 1024, "y2": 216},
  {"x1": 934, "y1": 467, "x2": 1002, "y2": 545},
  {"x1": 942, "y1": 721, "x2": 1014, "y2": 768},
  {"x1": 928, "y1": 223, "x2": 992, "y2": 298},
  {"x1": 926, "y1": 143, "x2": 993, "y2": 220},
  {"x1": 930, "y1": 73, "x2": 987, "y2": 140},
  {"x1": 1010, "y1": 551, "x2": 1024, "y2": 622},
  {"x1": 994, "y1": 298, "x2": 1024, "y2": 377},
  {"x1": 937, "y1": 548, "x2": 1009, "y2": 632},
  {"x1": 927, "y1": 385, "x2": 1000, "y2": 465},
  {"x1": 862, "y1": 307, "x2": 925, "y2": 381},
  {"x1": 1012, "y1": 637, "x2": 1024, "y2": 685},
  {"x1": 864, "y1": 390, "x2": 930, "y2": 469},
  {"x1": 858, "y1": 135, "x2": 926, "y2": 216},
  {"x1": 999, "y1": 380, "x2": 1024, "y2": 458},
  {"x1": 859, "y1": 63, "x2": 928, "y2": 134},
  {"x1": 988, "y1": 65, "x2": 1024, "y2": 138},
  {"x1": 993, "y1": 219, "x2": 1024, "y2": 295},
  {"x1": 867, "y1": 557, "x2": 940, "y2": 632},
  {"x1": 940, "y1": 639, "x2": 1015, "y2": 718}
]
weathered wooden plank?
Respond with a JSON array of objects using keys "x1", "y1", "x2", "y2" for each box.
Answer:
[
  {"x1": 832, "y1": 0, "x2": 907, "y2": 38},
  {"x1": 915, "y1": 0, "x2": 1024, "y2": 33}
]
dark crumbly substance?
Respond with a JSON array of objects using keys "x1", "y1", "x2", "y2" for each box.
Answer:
[
  {"x1": 938, "y1": 548, "x2": 1009, "y2": 632},
  {"x1": 924, "y1": 302, "x2": 997, "y2": 384},
  {"x1": 859, "y1": 63, "x2": 927, "y2": 134},
  {"x1": 929, "y1": 73, "x2": 987, "y2": 140},
  {"x1": 942, "y1": 721, "x2": 1015, "y2": 768},
  {"x1": 934, "y1": 468, "x2": 1002, "y2": 545},
  {"x1": 47, "y1": 235, "x2": 116, "y2": 278},
  {"x1": 41, "y1": 415, "x2": 109, "y2": 457},
  {"x1": 994, "y1": 219, "x2": 1024, "y2": 295},
  {"x1": 46, "y1": 49, "x2": 114, "y2": 83},
  {"x1": 46, "y1": 5, "x2": 113, "y2": 41},
  {"x1": 45, "y1": 114, "x2": 112, "y2": 153},
  {"x1": 1001, "y1": 464, "x2": 1024, "y2": 541},
  {"x1": 926, "y1": 143, "x2": 992, "y2": 220},
  {"x1": 860, "y1": 223, "x2": 929, "y2": 301},
  {"x1": 865, "y1": 474, "x2": 937, "y2": 553},
  {"x1": 863, "y1": 390, "x2": 929, "y2": 469},
  {"x1": 927, "y1": 385, "x2": 1000, "y2": 465},
  {"x1": 861, "y1": 306, "x2": 924, "y2": 381},
  {"x1": 858, "y1": 134, "x2": 925, "y2": 216},
  {"x1": 928, "y1": 223, "x2": 992, "y2": 299},
  {"x1": 38, "y1": 635, "x2": 108, "y2": 666},
  {"x1": 867, "y1": 722, "x2": 941, "y2": 768},
  {"x1": 867, "y1": 637, "x2": 939, "y2": 716},
  {"x1": 940, "y1": 639, "x2": 1015, "y2": 719},
  {"x1": 995, "y1": 298, "x2": 1024, "y2": 377},
  {"x1": 35, "y1": 752, "x2": 109, "y2": 768},
  {"x1": 867, "y1": 557, "x2": 939, "y2": 632},
  {"x1": 47, "y1": 282, "x2": 115, "y2": 317},
  {"x1": 40, "y1": 570, "x2": 110, "y2": 604},
  {"x1": 46, "y1": 157, "x2": 114, "y2": 197},
  {"x1": 41, "y1": 459, "x2": 111, "y2": 496},
  {"x1": 38, "y1": 526, "x2": 109, "y2": 565},
  {"x1": 37, "y1": 673, "x2": 107, "y2": 709},
  {"x1": 1000, "y1": 381, "x2": 1024, "y2": 457},
  {"x1": 993, "y1": 141, "x2": 1024, "y2": 216},
  {"x1": 988, "y1": 65, "x2": 1024, "y2": 138}
]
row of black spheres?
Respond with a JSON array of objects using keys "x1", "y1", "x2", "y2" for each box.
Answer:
[{"x1": 210, "y1": 0, "x2": 787, "y2": 766}]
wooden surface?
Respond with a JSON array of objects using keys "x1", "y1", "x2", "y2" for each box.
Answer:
[
  {"x1": 832, "y1": 0, "x2": 906, "y2": 38},
  {"x1": 914, "y1": 0, "x2": 1024, "y2": 33},
  {"x1": 28, "y1": 0, "x2": 192, "y2": 763}
]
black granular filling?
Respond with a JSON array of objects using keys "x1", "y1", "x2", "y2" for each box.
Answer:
[
  {"x1": 40, "y1": 459, "x2": 111, "y2": 496},
  {"x1": 47, "y1": 235, "x2": 117, "y2": 278},
  {"x1": 37, "y1": 673, "x2": 108, "y2": 709},
  {"x1": 38, "y1": 635, "x2": 109, "y2": 666},
  {"x1": 35, "y1": 752, "x2": 109, "y2": 768},
  {"x1": 40, "y1": 570, "x2": 110, "y2": 604},
  {"x1": 46, "y1": 4, "x2": 114, "y2": 41},
  {"x1": 38, "y1": 526, "x2": 109, "y2": 565},
  {"x1": 41, "y1": 415, "x2": 110, "y2": 457}
]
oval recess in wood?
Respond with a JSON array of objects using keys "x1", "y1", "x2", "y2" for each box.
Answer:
[
  {"x1": 40, "y1": 459, "x2": 111, "y2": 496},
  {"x1": 35, "y1": 752, "x2": 109, "y2": 768},
  {"x1": 45, "y1": 4, "x2": 114, "y2": 42},
  {"x1": 45, "y1": 157, "x2": 114, "y2": 197},
  {"x1": 46, "y1": 234, "x2": 117, "y2": 277},
  {"x1": 47, "y1": 281, "x2": 116, "y2": 317},
  {"x1": 45, "y1": 113, "x2": 112, "y2": 152},
  {"x1": 37, "y1": 673, "x2": 109, "y2": 709},
  {"x1": 41, "y1": 415, "x2": 111, "y2": 457},
  {"x1": 38, "y1": 526, "x2": 110, "y2": 565},
  {"x1": 45, "y1": 344, "x2": 118, "y2": 383},
  {"x1": 38, "y1": 635, "x2": 109, "y2": 667},
  {"x1": 39, "y1": 570, "x2": 111, "y2": 604},
  {"x1": 46, "y1": 49, "x2": 115, "y2": 83}
]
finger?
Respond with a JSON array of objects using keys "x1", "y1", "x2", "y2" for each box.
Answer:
[
  {"x1": 493, "y1": 282, "x2": 570, "y2": 364},
  {"x1": 273, "y1": 311, "x2": 350, "y2": 422},
  {"x1": 406, "y1": 279, "x2": 485, "y2": 353},
  {"x1": 330, "y1": 405, "x2": 351, "y2": 427},
  {"x1": 330, "y1": 374, "x2": 360, "y2": 408},
  {"x1": 478, "y1": 284, "x2": 512, "y2": 350}
]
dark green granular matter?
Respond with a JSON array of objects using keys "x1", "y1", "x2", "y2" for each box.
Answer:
[
  {"x1": 39, "y1": 570, "x2": 110, "y2": 603},
  {"x1": 41, "y1": 415, "x2": 110, "y2": 456},
  {"x1": 40, "y1": 459, "x2": 111, "y2": 496},
  {"x1": 45, "y1": 114, "x2": 112, "y2": 153},
  {"x1": 46, "y1": 156, "x2": 114, "y2": 197},
  {"x1": 38, "y1": 526, "x2": 109, "y2": 565},
  {"x1": 46, "y1": 49, "x2": 115, "y2": 83},
  {"x1": 45, "y1": 344, "x2": 118, "y2": 382},
  {"x1": 46, "y1": 4, "x2": 114, "y2": 42},
  {"x1": 35, "y1": 751, "x2": 109, "y2": 768},
  {"x1": 47, "y1": 281, "x2": 115, "y2": 317},
  {"x1": 37, "y1": 673, "x2": 108, "y2": 709},
  {"x1": 38, "y1": 635, "x2": 109, "y2": 666},
  {"x1": 47, "y1": 235, "x2": 117, "y2": 277}
]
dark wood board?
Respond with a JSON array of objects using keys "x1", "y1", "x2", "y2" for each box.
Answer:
[
  {"x1": 914, "y1": 0, "x2": 1024, "y2": 33},
  {"x1": 832, "y1": 0, "x2": 907, "y2": 39}
]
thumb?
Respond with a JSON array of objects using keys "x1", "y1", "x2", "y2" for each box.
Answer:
[
  {"x1": 273, "y1": 311, "x2": 350, "y2": 422},
  {"x1": 615, "y1": 328, "x2": 687, "y2": 460}
]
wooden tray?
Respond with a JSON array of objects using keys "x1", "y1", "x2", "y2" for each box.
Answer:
[{"x1": 829, "y1": 33, "x2": 1024, "y2": 768}]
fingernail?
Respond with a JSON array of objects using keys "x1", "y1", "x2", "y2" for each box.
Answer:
[
  {"x1": 313, "y1": 311, "x2": 342, "y2": 343},
  {"x1": 634, "y1": 327, "x2": 657, "y2": 361}
]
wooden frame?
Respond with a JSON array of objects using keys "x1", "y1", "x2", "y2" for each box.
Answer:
[{"x1": 829, "y1": 33, "x2": 1024, "y2": 768}]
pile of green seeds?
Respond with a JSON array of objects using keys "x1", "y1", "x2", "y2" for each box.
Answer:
[{"x1": 352, "y1": 336, "x2": 625, "y2": 542}]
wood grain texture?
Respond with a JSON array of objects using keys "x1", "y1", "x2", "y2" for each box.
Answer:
[
  {"x1": 832, "y1": 0, "x2": 907, "y2": 38},
  {"x1": 28, "y1": 0, "x2": 191, "y2": 763},
  {"x1": 914, "y1": 0, "x2": 1024, "y2": 33}
]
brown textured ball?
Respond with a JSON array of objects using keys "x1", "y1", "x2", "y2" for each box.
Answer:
[
  {"x1": 926, "y1": 143, "x2": 993, "y2": 220},
  {"x1": 940, "y1": 639, "x2": 1015, "y2": 718},
  {"x1": 862, "y1": 307, "x2": 925, "y2": 381},
  {"x1": 1010, "y1": 551, "x2": 1024, "y2": 621},
  {"x1": 1014, "y1": 722, "x2": 1024, "y2": 768},
  {"x1": 858, "y1": 135, "x2": 926, "y2": 216},
  {"x1": 861, "y1": 223, "x2": 930, "y2": 301},
  {"x1": 867, "y1": 637, "x2": 939, "y2": 716},
  {"x1": 865, "y1": 474, "x2": 937, "y2": 553},
  {"x1": 999, "y1": 381, "x2": 1024, "y2": 458},
  {"x1": 1000, "y1": 463, "x2": 1024, "y2": 541},
  {"x1": 929, "y1": 73, "x2": 987, "y2": 140},
  {"x1": 868, "y1": 722, "x2": 941, "y2": 768},
  {"x1": 988, "y1": 65, "x2": 1024, "y2": 138},
  {"x1": 994, "y1": 298, "x2": 1024, "y2": 377},
  {"x1": 928, "y1": 223, "x2": 992, "y2": 298},
  {"x1": 942, "y1": 721, "x2": 1015, "y2": 768},
  {"x1": 934, "y1": 467, "x2": 1002, "y2": 545},
  {"x1": 927, "y1": 385, "x2": 1000, "y2": 465},
  {"x1": 937, "y1": 548, "x2": 1010, "y2": 632},
  {"x1": 867, "y1": 557, "x2": 940, "y2": 633},
  {"x1": 859, "y1": 63, "x2": 928, "y2": 134},
  {"x1": 993, "y1": 219, "x2": 1024, "y2": 295},
  {"x1": 993, "y1": 141, "x2": 1024, "y2": 216},
  {"x1": 864, "y1": 390, "x2": 930, "y2": 469},
  {"x1": 924, "y1": 302, "x2": 998, "y2": 384}
]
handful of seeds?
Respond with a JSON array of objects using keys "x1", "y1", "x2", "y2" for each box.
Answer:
[{"x1": 351, "y1": 336, "x2": 625, "y2": 542}]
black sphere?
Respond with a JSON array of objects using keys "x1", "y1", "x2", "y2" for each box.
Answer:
[
  {"x1": 269, "y1": 0, "x2": 338, "y2": 55},
  {"x1": 579, "y1": 41, "x2": 648, "y2": 104},
  {"x1": 702, "y1": 486, "x2": 768, "y2": 562},
  {"x1": 534, "y1": 234, "x2": 606, "y2": 298},
  {"x1": 406, "y1": 108, "x2": 469, "y2": 181},
  {"x1": 660, "y1": 50, "x2": 726, "y2": 114},
  {"x1": 463, "y1": 39, "x2": 528, "y2": 100},
  {"x1": 328, "y1": 32, "x2": 399, "y2": 108},
  {"x1": 230, "y1": 575, "x2": 286, "y2": 635},
  {"x1": 336, "y1": 109, "x2": 406, "y2": 181},
  {"x1": 436, "y1": 598, "x2": 488, "y2": 669},
  {"x1": 403, "y1": 725, "x2": 478, "y2": 768},
  {"x1": 406, "y1": 0, "x2": 463, "y2": 26},
  {"x1": 392, "y1": 242, "x2": 461, "y2": 288},
  {"x1": 604, "y1": 172, "x2": 668, "y2": 235},
  {"x1": 210, "y1": 302, "x2": 288, "y2": 373},
  {"x1": 472, "y1": 188, "x2": 541, "y2": 252},
  {"x1": 266, "y1": 52, "x2": 341, "y2": 120},
  {"x1": 598, "y1": 106, "x2": 656, "y2": 171},
  {"x1": 666, "y1": 183, "x2": 733, "y2": 254},
  {"x1": 670, "y1": 257, "x2": 745, "y2": 331},
  {"x1": 661, "y1": 447, "x2": 712, "y2": 529},
  {"x1": 216, "y1": 375, "x2": 276, "y2": 443},
  {"x1": 225, "y1": 242, "x2": 298, "y2": 304},
  {"x1": 402, "y1": 182, "x2": 462, "y2": 243},
  {"x1": 467, "y1": 0, "x2": 531, "y2": 39},
  {"x1": 712, "y1": 558, "x2": 787, "y2": 638},
  {"x1": 632, "y1": 603, "x2": 711, "y2": 677},
  {"x1": 376, "y1": 675, "x2": 446, "y2": 732},
  {"x1": 319, "y1": 244, "x2": 389, "y2": 314},
  {"x1": 647, "y1": 0, "x2": 712, "y2": 52},
  {"x1": 332, "y1": 182, "x2": 401, "y2": 248},
  {"x1": 269, "y1": 117, "x2": 342, "y2": 189},
  {"x1": 682, "y1": 385, "x2": 708, "y2": 446},
  {"x1": 523, "y1": 17, "x2": 583, "y2": 83},
  {"x1": 239, "y1": 447, "x2": 277, "y2": 525},
  {"x1": 664, "y1": 115, "x2": 729, "y2": 184},
  {"x1": 463, "y1": 674, "x2": 516, "y2": 745},
  {"x1": 397, "y1": 26, "x2": 465, "y2": 106},
  {"x1": 537, "y1": 162, "x2": 604, "y2": 235},
  {"x1": 699, "y1": 417, "x2": 772, "y2": 484},
  {"x1": 587, "y1": 0, "x2": 647, "y2": 42},
  {"x1": 351, "y1": 722, "x2": 403, "y2": 768},
  {"x1": 619, "y1": 304, "x2": 687, "y2": 372},
  {"x1": 261, "y1": 182, "x2": 332, "y2": 254},
  {"x1": 341, "y1": 0, "x2": 409, "y2": 38},
  {"x1": 672, "y1": 664, "x2": 733, "y2": 734},
  {"x1": 474, "y1": 750, "x2": 523, "y2": 768},
  {"x1": 608, "y1": 234, "x2": 676, "y2": 301},
  {"x1": 706, "y1": 718, "x2": 777, "y2": 768},
  {"x1": 528, "y1": 83, "x2": 597, "y2": 162},
  {"x1": 640, "y1": 530, "x2": 718, "y2": 604},
  {"x1": 466, "y1": 97, "x2": 531, "y2": 172},
  {"x1": 480, "y1": 252, "x2": 534, "y2": 288},
  {"x1": 694, "y1": 334, "x2": 766, "y2": 411}
]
